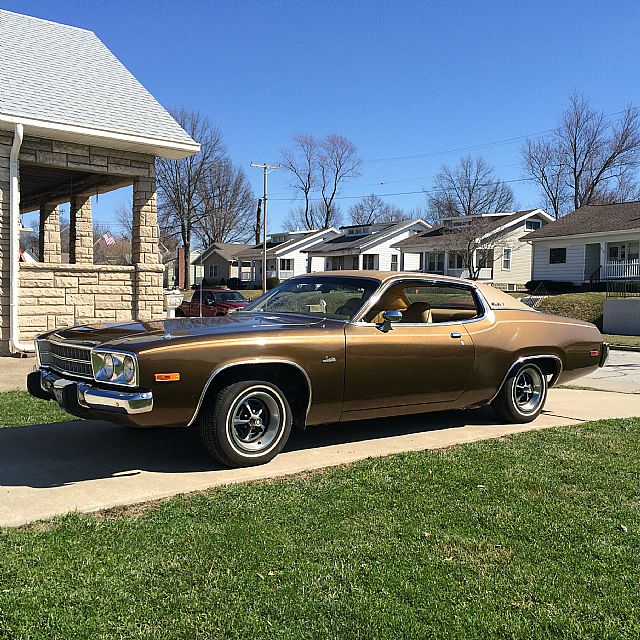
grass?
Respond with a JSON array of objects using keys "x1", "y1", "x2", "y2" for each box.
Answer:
[
  {"x1": 537, "y1": 291, "x2": 605, "y2": 328},
  {"x1": 0, "y1": 391, "x2": 70, "y2": 427},
  {"x1": 1, "y1": 416, "x2": 640, "y2": 638},
  {"x1": 603, "y1": 333, "x2": 640, "y2": 348}
]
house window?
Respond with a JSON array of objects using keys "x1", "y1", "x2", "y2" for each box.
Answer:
[
  {"x1": 419, "y1": 253, "x2": 425, "y2": 271},
  {"x1": 362, "y1": 254, "x2": 377, "y2": 270},
  {"x1": 390, "y1": 254, "x2": 399, "y2": 271},
  {"x1": 448, "y1": 253, "x2": 464, "y2": 270},
  {"x1": 549, "y1": 248, "x2": 566, "y2": 264},
  {"x1": 279, "y1": 258, "x2": 293, "y2": 271},
  {"x1": 352, "y1": 256, "x2": 359, "y2": 270},
  {"x1": 502, "y1": 248, "x2": 512, "y2": 271},
  {"x1": 427, "y1": 252, "x2": 445, "y2": 273},
  {"x1": 525, "y1": 219, "x2": 542, "y2": 231},
  {"x1": 208, "y1": 265, "x2": 218, "y2": 278}
]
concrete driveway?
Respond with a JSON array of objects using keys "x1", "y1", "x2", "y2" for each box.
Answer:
[
  {"x1": 563, "y1": 349, "x2": 640, "y2": 393},
  {"x1": 1, "y1": 388, "x2": 639, "y2": 528}
]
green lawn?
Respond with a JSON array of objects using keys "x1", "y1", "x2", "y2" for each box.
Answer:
[
  {"x1": 1, "y1": 416, "x2": 639, "y2": 638},
  {"x1": 0, "y1": 391, "x2": 70, "y2": 427},
  {"x1": 537, "y1": 292, "x2": 605, "y2": 328},
  {"x1": 603, "y1": 333, "x2": 640, "y2": 348}
]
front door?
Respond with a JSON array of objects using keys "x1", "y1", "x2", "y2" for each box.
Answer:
[{"x1": 342, "y1": 279, "x2": 480, "y2": 414}]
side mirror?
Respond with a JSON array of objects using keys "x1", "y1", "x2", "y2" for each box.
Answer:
[{"x1": 377, "y1": 309, "x2": 402, "y2": 333}]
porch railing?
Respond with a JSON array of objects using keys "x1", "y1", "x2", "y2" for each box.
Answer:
[{"x1": 604, "y1": 260, "x2": 640, "y2": 279}]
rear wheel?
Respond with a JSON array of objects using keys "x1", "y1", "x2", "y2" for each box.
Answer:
[
  {"x1": 491, "y1": 363, "x2": 547, "y2": 424},
  {"x1": 199, "y1": 379, "x2": 292, "y2": 467}
]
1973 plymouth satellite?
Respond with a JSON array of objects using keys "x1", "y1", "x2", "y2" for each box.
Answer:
[{"x1": 28, "y1": 271, "x2": 608, "y2": 468}]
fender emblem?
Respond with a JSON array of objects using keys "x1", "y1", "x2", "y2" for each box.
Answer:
[{"x1": 322, "y1": 356, "x2": 337, "y2": 364}]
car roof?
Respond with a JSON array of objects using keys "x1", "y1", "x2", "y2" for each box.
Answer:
[{"x1": 291, "y1": 271, "x2": 531, "y2": 310}]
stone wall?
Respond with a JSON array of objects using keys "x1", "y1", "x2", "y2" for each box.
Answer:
[{"x1": 18, "y1": 263, "x2": 137, "y2": 342}]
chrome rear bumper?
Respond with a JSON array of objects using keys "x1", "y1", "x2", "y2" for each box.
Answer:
[
  {"x1": 31, "y1": 369, "x2": 153, "y2": 415},
  {"x1": 599, "y1": 343, "x2": 610, "y2": 368}
]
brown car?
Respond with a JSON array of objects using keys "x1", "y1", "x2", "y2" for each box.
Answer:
[{"x1": 28, "y1": 271, "x2": 608, "y2": 468}]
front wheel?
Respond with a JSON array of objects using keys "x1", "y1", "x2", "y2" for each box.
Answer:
[
  {"x1": 491, "y1": 363, "x2": 548, "y2": 424},
  {"x1": 200, "y1": 380, "x2": 292, "y2": 467}
]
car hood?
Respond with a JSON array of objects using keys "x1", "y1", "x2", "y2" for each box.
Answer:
[{"x1": 43, "y1": 312, "x2": 332, "y2": 350}]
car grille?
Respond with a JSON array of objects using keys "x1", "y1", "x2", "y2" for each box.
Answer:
[{"x1": 37, "y1": 339, "x2": 93, "y2": 379}]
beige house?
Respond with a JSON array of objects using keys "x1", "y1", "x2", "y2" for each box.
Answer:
[
  {"x1": 0, "y1": 10, "x2": 199, "y2": 355},
  {"x1": 193, "y1": 242, "x2": 253, "y2": 283},
  {"x1": 394, "y1": 209, "x2": 552, "y2": 290}
]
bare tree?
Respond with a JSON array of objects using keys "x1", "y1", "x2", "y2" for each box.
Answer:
[
  {"x1": 522, "y1": 94, "x2": 640, "y2": 215},
  {"x1": 348, "y1": 194, "x2": 407, "y2": 224},
  {"x1": 281, "y1": 134, "x2": 317, "y2": 230},
  {"x1": 427, "y1": 156, "x2": 514, "y2": 221},
  {"x1": 522, "y1": 139, "x2": 568, "y2": 219},
  {"x1": 195, "y1": 158, "x2": 255, "y2": 245},
  {"x1": 282, "y1": 133, "x2": 361, "y2": 230},
  {"x1": 156, "y1": 108, "x2": 224, "y2": 288},
  {"x1": 318, "y1": 134, "x2": 361, "y2": 227}
]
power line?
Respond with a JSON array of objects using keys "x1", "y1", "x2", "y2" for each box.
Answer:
[{"x1": 268, "y1": 177, "x2": 535, "y2": 202}]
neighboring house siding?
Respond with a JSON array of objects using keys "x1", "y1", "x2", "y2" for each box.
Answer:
[
  {"x1": 361, "y1": 225, "x2": 425, "y2": 271},
  {"x1": 532, "y1": 240, "x2": 586, "y2": 284},
  {"x1": 202, "y1": 253, "x2": 234, "y2": 281},
  {"x1": 490, "y1": 223, "x2": 535, "y2": 285},
  {"x1": 402, "y1": 252, "x2": 421, "y2": 271}
]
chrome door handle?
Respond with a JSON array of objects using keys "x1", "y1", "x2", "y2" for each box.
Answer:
[{"x1": 450, "y1": 332, "x2": 462, "y2": 339}]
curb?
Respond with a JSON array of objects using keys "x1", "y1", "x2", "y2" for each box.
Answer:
[{"x1": 609, "y1": 345, "x2": 640, "y2": 353}]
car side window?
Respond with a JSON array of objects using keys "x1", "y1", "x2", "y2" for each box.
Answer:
[{"x1": 364, "y1": 281, "x2": 482, "y2": 324}]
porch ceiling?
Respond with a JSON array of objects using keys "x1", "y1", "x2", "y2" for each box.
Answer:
[{"x1": 20, "y1": 162, "x2": 131, "y2": 213}]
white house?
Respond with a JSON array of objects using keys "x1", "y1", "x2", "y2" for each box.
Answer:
[
  {"x1": 394, "y1": 209, "x2": 552, "y2": 289},
  {"x1": 235, "y1": 228, "x2": 340, "y2": 283},
  {"x1": 524, "y1": 201, "x2": 640, "y2": 285},
  {"x1": 304, "y1": 219, "x2": 430, "y2": 272}
]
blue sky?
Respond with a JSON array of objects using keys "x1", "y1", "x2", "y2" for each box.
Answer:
[{"x1": 8, "y1": 0, "x2": 640, "y2": 236}]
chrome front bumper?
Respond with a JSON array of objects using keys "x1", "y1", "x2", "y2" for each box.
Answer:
[{"x1": 34, "y1": 369, "x2": 153, "y2": 415}]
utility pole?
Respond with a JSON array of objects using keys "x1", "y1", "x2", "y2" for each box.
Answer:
[{"x1": 250, "y1": 162, "x2": 284, "y2": 293}]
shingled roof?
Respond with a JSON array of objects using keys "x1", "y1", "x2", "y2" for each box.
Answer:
[
  {"x1": 524, "y1": 201, "x2": 640, "y2": 240},
  {"x1": 0, "y1": 10, "x2": 198, "y2": 158},
  {"x1": 394, "y1": 210, "x2": 544, "y2": 250}
]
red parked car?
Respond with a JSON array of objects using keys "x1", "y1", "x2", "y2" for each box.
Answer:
[{"x1": 175, "y1": 289, "x2": 249, "y2": 317}]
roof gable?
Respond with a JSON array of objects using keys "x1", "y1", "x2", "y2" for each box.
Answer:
[{"x1": 0, "y1": 10, "x2": 198, "y2": 158}]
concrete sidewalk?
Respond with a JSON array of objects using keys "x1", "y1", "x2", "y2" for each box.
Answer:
[
  {"x1": 1, "y1": 388, "x2": 638, "y2": 527},
  {"x1": 0, "y1": 355, "x2": 36, "y2": 393}
]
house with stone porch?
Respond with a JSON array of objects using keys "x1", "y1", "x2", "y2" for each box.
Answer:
[{"x1": 0, "y1": 10, "x2": 199, "y2": 355}]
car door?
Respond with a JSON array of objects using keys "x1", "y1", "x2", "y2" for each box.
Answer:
[{"x1": 341, "y1": 280, "x2": 479, "y2": 414}]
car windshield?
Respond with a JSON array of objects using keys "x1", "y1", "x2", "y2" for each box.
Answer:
[
  {"x1": 242, "y1": 276, "x2": 379, "y2": 320},
  {"x1": 215, "y1": 291, "x2": 247, "y2": 303}
]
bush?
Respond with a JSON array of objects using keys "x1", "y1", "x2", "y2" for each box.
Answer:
[
  {"x1": 266, "y1": 276, "x2": 280, "y2": 290},
  {"x1": 227, "y1": 277, "x2": 241, "y2": 290},
  {"x1": 526, "y1": 280, "x2": 576, "y2": 293}
]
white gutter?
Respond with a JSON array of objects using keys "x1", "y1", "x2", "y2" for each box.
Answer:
[{"x1": 9, "y1": 123, "x2": 34, "y2": 354}]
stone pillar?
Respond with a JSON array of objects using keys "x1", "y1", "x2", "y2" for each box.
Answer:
[
  {"x1": 38, "y1": 203, "x2": 61, "y2": 263},
  {"x1": 132, "y1": 174, "x2": 163, "y2": 321},
  {"x1": 0, "y1": 132, "x2": 12, "y2": 354},
  {"x1": 69, "y1": 193, "x2": 93, "y2": 264}
]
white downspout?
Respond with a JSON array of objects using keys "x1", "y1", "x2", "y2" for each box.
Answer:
[{"x1": 9, "y1": 123, "x2": 34, "y2": 354}]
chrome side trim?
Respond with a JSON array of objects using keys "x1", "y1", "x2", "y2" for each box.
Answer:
[
  {"x1": 187, "y1": 359, "x2": 313, "y2": 427},
  {"x1": 488, "y1": 354, "x2": 563, "y2": 404}
]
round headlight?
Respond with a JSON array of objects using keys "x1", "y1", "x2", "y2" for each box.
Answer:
[
  {"x1": 123, "y1": 356, "x2": 135, "y2": 384},
  {"x1": 103, "y1": 354, "x2": 114, "y2": 379}
]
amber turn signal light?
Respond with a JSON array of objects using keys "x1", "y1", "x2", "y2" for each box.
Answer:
[{"x1": 155, "y1": 373, "x2": 181, "y2": 382}]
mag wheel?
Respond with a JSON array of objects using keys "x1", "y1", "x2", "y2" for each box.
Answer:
[
  {"x1": 200, "y1": 380, "x2": 292, "y2": 467},
  {"x1": 492, "y1": 363, "x2": 547, "y2": 424}
]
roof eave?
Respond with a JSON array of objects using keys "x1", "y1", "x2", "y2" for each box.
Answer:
[{"x1": 0, "y1": 113, "x2": 200, "y2": 159}]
